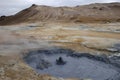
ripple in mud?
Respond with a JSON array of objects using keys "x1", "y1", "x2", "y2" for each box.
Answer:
[
  {"x1": 24, "y1": 48, "x2": 120, "y2": 80},
  {"x1": 114, "y1": 44, "x2": 120, "y2": 51}
]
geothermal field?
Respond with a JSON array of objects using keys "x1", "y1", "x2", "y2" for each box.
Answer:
[{"x1": 0, "y1": 2, "x2": 120, "y2": 80}]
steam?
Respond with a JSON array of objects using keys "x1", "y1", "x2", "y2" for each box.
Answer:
[{"x1": 0, "y1": 30, "x2": 51, "y2": 55}]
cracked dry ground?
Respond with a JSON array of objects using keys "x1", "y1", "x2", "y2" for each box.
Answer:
[{"x1": 0, "y1": 22, "x2": 120, "y2": 80}]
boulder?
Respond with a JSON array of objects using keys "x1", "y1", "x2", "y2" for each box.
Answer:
[{"x1": 0, "y1": 15, "x2": 6, "y2": 21}]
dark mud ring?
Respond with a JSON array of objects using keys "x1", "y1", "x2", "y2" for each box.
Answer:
[{"x1": 23, "y1": 47, "x2": 120, "y2": 80}]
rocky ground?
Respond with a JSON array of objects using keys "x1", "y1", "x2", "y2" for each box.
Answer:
[{"x1": 0, "y1": 22, "x2": 120, "y2": 80}]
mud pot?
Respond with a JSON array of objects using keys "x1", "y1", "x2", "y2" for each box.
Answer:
[{"x1": 24, "y1": 47, "x2": 120, "y2": 80}]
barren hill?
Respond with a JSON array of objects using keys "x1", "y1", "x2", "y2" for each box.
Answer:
[{"x1": 0, "y1": 2, "x2": 120, "y2": 25}]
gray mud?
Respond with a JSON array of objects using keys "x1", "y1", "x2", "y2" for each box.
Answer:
[
  {"x1": 114, "y1": 44, "x2": 120, "y2": 51},
  {"x1": 24, "y1": 48, "x2": 120, "y2": 80},
  {"x1": 107, "y1": 43, "x2": 120, "y2": 52}
]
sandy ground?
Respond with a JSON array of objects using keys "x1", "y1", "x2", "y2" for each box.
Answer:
[
  {"x1": 13, "y1": 22, "x2": 120, "y2": 55},
  {"x1": 0, "y1": 22, "x2": 120, "y2": 80}
]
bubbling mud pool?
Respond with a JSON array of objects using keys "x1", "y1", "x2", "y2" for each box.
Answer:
[{"x1": 24, "y1": 48, "x2": 120, "y2": 80}]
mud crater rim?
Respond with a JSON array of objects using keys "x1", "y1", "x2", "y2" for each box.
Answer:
[{"x1": 23, "y1": 47, "x2": 120, "y2": 80}]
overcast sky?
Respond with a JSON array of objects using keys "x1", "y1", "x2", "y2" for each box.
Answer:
[{"x1": 0, "y1": 0, "x2": 120, "y2": 16}]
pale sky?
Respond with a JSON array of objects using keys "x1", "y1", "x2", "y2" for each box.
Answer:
[{"x1": 0, "y1": 0, "x2": 120, "y2": 16}]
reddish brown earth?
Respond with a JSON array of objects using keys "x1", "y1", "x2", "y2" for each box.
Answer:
[{"x1": 0, "y1": 2, "x2": 120, "y2": 25}]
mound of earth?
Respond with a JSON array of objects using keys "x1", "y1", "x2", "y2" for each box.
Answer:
[{"x1": 0, "y1": 2, "x2": 120, "y2": 25}]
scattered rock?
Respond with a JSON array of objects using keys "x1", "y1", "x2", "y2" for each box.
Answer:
[{"x1": 32, "y1": 4, "x2": 37, "y2": 7}]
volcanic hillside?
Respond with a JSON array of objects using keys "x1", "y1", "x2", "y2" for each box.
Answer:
[{"x1": 0, "y1": 2, "x2": 120, "y2": 25}]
